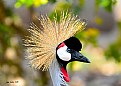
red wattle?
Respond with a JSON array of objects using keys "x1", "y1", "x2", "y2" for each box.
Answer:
[{"x1": 61, "y1": 67, "x2": 70, "y2": 82}]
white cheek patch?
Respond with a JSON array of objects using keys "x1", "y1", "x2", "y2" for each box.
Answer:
[{"x1": 57, "y1": 45, "x2": 71, "y2": 61}]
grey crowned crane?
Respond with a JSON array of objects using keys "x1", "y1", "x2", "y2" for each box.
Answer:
[{"x1": 24, "y1": 12, "x2": 90, "y2": 86}]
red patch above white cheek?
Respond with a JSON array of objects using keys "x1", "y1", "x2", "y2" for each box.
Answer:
[{"x1": 57, "y1": 42, "x2": 65, "y2": 49}]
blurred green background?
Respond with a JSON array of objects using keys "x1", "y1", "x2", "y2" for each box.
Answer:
[{"x1": 0, "y1": 0, "x2": 121, "y2": 86}]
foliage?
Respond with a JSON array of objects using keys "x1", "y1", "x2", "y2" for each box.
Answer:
[
  {"x1": 105, "y1": 40, "x2": 121, "y2": 62},
  {"x1": 95, "y1": 0, "x2": 117, "y2": 12},
  {"x1": 105, "y1": 22, "x2": 121, "y2": 62},
  {"x1": 75, "y1": 28, "x2": 99, "y2": 46},
  {"x1": 15, "y1": 0, "x2": 48, "y2": 8}
]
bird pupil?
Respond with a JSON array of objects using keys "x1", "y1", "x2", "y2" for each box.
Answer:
[{"x1": 66, "y1": 48, "x2": 71, "y2": 53}]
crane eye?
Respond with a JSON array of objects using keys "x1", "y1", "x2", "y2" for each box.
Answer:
[{"x1": 66, "y1": 48, "x2": 71, "y2": 53}]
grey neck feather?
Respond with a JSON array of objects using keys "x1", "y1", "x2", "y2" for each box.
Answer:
[{"x1": 49, "y1": 58, "x2": 68, "y2": 86}]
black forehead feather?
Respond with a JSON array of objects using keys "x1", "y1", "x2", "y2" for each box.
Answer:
[{"x1": 64, "y1": 37, "x2": 82, "y2": 51}]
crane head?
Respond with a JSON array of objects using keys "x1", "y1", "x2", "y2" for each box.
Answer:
[{"x1": 56, "y1": 37, "x2": 90, "y2": 82}]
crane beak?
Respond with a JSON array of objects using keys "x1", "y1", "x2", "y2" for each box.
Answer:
[{"x1": 71, "y1": 51, "x2": 90, "y2": 63}]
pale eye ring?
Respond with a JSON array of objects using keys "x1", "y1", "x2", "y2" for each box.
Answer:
[{"x1": 66, "y1": 48, "x2": 71, "y2": 53}]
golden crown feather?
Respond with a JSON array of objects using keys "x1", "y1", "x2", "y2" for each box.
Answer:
[{"x1": 23, "y1": 11, "x2": 87, "y2": 71}]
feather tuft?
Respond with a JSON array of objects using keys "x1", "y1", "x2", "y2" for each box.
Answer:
[{"x1": 24, "y1": 12, "x2": 86, "y2": 71}]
